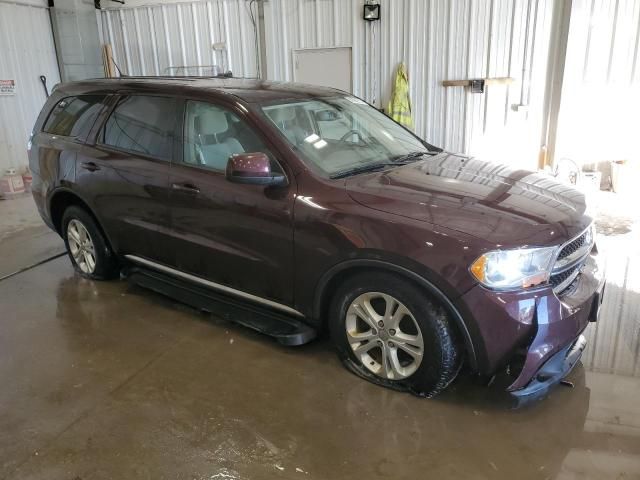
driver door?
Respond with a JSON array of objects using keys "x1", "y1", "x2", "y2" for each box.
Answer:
[{"x1": 168, "y1": 99, "x2": 296, "y2": 306}]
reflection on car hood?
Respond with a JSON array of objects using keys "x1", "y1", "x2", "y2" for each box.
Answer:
[{"x1": 346, "y1": 153, "x2": 593, "y2": 247}]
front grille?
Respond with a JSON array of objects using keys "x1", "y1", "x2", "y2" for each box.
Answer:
[
  {"x1": 550, "y1": 265, "x2": 579, "y2": 289},
  {"x1": 557, "y1": 231, "x2": 588, "y2": 260},
  {"x1": 550, "y1": 226, "x2": 594, "y2": 294}
]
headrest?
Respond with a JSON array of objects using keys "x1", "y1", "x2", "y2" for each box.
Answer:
[
  {"x1": 195, "y1": 109, "x2": 228, "y2": 135},
  {"x1": 268, "y1": 106, "x2": 297, "y2": 124}
]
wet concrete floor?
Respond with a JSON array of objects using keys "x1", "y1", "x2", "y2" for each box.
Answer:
[
  {"x1": 0, "y1": 195, "x2": 64, "y2": 278},
  {"x1": 0, "y1": 192, "x2": 639, "y2": 479}
]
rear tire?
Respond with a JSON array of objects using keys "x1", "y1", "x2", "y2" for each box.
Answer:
[
  {"x1": 62, "y1": 206, "x2": 119, "y2": 280},
  {"x1": 329, "y1": 271, "x2": 462, "y2": 397}
]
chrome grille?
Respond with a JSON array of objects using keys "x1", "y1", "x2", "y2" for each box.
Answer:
[
  {"x1": 550, "y1": 265, "x2": 580, "y2": 289},
  {"x1": 557, "y1": 231, "x2": 588, "y2": 260},
  {"x1": 550, "y1": 225, "x2": 594, "y2": 294}
]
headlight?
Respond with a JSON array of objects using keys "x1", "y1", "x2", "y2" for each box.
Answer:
[{"x1": 470, "y1": 246, "x2": 558, "y2": 290}]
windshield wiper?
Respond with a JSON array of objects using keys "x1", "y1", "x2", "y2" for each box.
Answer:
[
  {"x1": 391, "y1": 151, "x2": 436, "y2": 163},
  {"x1": 330, "y1": 162, "x2": 399, "y2": 179}
]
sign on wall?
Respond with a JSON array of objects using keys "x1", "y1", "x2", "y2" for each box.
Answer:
[{"x1": 0, "y1": 80, "x2": 16, "y2": 95}]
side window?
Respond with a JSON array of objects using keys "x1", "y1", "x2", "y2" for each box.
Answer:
[
  {"x1": 102, "y1": 95, "x2": 178, "y2": 160},
  {"x1": 43, "y1": 95, "x2": 107, "y2": 137},
  {"x1": 183, "y1": 100, "x2": 281, "y2": 173}
]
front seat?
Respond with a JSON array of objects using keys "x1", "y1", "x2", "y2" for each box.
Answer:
[
  {"x1": 266, "y1": 107, "x2": 308, "y2": 146},
  {"x1": 195, "y1": 110, "x2": 244, "y2": 170}
]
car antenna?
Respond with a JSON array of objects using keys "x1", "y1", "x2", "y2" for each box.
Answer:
[{"x1": 110, "y1": 58, "x2": 127, "y2": 77}]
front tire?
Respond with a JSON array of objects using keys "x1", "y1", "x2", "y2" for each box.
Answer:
[
  {"x1": 329, "y1": 272, "x2": 462, "y2": 397},
  {"x1": 62, "y1": 206, "x2": 118, "y2": 280}
]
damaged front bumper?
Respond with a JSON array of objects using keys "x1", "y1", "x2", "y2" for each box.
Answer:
[
  {"x1": 510, "y1": 334, "x2": 587, "y2": 403},
  {"x1": 507, "y1": 253, "x2": 605, "y2": 399},
  {"x1": 458, "y1": 251, "x2": 605, "y2": 402}
]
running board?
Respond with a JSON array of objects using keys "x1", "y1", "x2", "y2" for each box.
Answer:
[{"x1": 125, "y1": 265, "x2": 317, "y2": 346}]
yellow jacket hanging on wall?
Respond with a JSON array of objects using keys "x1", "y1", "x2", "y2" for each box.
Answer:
[{"x1": 388, "y1": 63, "x2": 413, "y2": 129}]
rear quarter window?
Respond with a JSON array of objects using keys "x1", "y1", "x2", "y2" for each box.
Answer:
[
  {"x1": 102, "y1": 95, "x2": 178, "y2": 160},
  {"x1": 43, "y1": 95, "x2": 107, "y2": 138}
]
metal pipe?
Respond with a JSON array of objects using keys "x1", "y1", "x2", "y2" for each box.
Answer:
[{"x1": 520, "y1": 0, "x2": 534, "y2": 107}]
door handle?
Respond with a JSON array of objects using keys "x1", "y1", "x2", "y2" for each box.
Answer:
[
  {"x1": 171, "y1": 182, "x2": 200, "y2": 194},
  {"x1": 80, "y1": 161, "x2": 100, "y2": 172}
]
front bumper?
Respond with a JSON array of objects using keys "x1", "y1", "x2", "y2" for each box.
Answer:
[
  {"x1": 510, "y1": 334, "x2": 587, "y2": 404},
  {"x1": 457, "y1": 252, "x2": 605, "y2": 396}
]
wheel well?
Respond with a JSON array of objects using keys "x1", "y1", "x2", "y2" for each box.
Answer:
[
  {"x1": 49, "y1": 192, "x2": 113, "y2": 252},
  {"x1": 319, "y1": 266, "x2": 446, "y2": 325},
  {"x1": 317, "y1": 266, "x2": 373, "y2": 325},
  {"x1": 50, "y1": 191, "x2": 93, "y2": 234},
  {"x1": 316, "y1": 263, "x2": 478, "y2": 370}
]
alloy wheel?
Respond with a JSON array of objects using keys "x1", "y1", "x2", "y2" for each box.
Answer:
[
  {"x1": 345, "y1": 292, "x2": 424, "y2": 380},
  {"x1": 67, "y1": 219, "x2": 97, "y2": 274}
]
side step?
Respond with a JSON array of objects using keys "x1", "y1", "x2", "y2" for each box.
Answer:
[{"x1": 125, "y1": 266, "x2": 317, "y2": 346}]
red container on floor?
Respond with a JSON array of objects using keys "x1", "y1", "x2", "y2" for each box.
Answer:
[
  {"x1": 0, "y1": 169, "x2": 26, "y2": 196},
  {"x1": 22, "y1": 171, "x2": 33, "y2": 192}
]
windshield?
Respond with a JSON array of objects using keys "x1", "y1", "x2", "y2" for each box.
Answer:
[{"x1": 260, "y1": 96, "x2": 437, "y2": 177}]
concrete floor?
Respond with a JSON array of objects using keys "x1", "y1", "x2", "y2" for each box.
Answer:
[
  {"x1": 0, "y1": 192, "x2": 639, "y2": 479},
  {"x1": 0, "y1": 195, "x2": 64, "y2": 279}
]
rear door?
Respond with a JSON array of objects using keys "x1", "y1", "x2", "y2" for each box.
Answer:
[
  {"x1": 75, "y1": 94, "x2": 181, "y2": 265},
  {"x1": 168, "y1": 99, "x2": 297, "y2": 306},
  {"x1": 31, "y1": 95, "x2": 110, "y2": 216}
]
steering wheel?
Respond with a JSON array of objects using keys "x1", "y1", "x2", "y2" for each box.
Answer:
[{"x1": 339, "y1": 129, "x2": 366, "y2": 145}]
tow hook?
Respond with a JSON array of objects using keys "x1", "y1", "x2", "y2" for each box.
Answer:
[{"x1": 560, "y1": 379, "x2": 574, "y2": 388}]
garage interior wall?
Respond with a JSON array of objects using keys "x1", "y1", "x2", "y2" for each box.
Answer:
[
  {"x1": 50, "y1": 0, "x2": 105, "y2": 81},
  {"x1": 7, "y1": 0, "x2": 635, "y2": 175},
  {"x1": 99, "y1": 0, "x2": 557, "y2": 170},
  {"x1": 555, "y1": 0, "x2": 640, "y2": 167},
  {"x1": 98, "y1": 0, "x2": 259, "y2": 78},
  {"x1": 264, "y1": 0, "x2": 557, "y2": 170},
  {"x1": 0, "y1": 0, "x2": 60, "y2": 173}
]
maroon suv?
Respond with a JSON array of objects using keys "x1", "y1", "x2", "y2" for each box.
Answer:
[{"x1": 29, "y1": 78, "x2": 605, "y2": 400}]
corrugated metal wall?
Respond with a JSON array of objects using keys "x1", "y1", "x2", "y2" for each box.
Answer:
[
  {"x1": 0, "y1": 0, "x2": 60, "y2": 173},
  {"x1": 555, "y1": 0, "x2": 640, "y2": 165},
  {"x1": 98, "y1": 0, "x2": 258, "y2": 78},
  {"x1": 263, "y1": 0, "x2": 368, "y2": 98},
  {"x1": 101, "y1": 0, "x2": 557, "y2": 168},
  {"x1": 263, "y1": 0, "x2": 556, "y2": 169},
  {"x1": 583, "y1": 234, "x2": 640, "y2": 378}
]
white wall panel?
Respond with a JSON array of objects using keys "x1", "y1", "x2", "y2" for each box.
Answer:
[
  {"x1": 583, "y1": 236, "x2": 640, "y2": 378},
  {"x1": 99, "y1": 0, "x2": 557, "y2": 168},
  {"x1": 555, "y1": 0, "x2": 640, "y2": 166},
  {"x1": 0, "y1": 1, "x2": 60, "y2": 172},
  {"x1": 264, "y1": 0, "x2": 366, "y2": 98},
  {"x1": 99, "y1": 0, "x2": 258, "y2": 77},
  {"x1": 264, "y1": 0, "x2": 556, "y2": 169}
]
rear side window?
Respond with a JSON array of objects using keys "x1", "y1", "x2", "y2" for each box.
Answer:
[
  {"x1": 102, "y1": 95, "x2": 178, "y2": 160},
  {"x1": 43, "y1": 95, "x2": 107, "y2": 137}
]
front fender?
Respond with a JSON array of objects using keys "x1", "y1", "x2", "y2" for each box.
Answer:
[{"x1": 313, "y1": 256, "x2": 479, "y2": 371}]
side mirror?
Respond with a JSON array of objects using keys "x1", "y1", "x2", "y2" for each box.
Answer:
[{"x1": 226, "y1": 152, "x2": 287, "y2": 187}]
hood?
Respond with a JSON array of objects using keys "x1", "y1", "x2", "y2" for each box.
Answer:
[{"x1": 346, "y1": 153, "x2": 592, "y2": 247}]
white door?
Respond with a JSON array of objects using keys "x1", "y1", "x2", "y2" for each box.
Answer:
[{"x1": 292, "y1": 47, "x2": 352, "y2": 93}]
